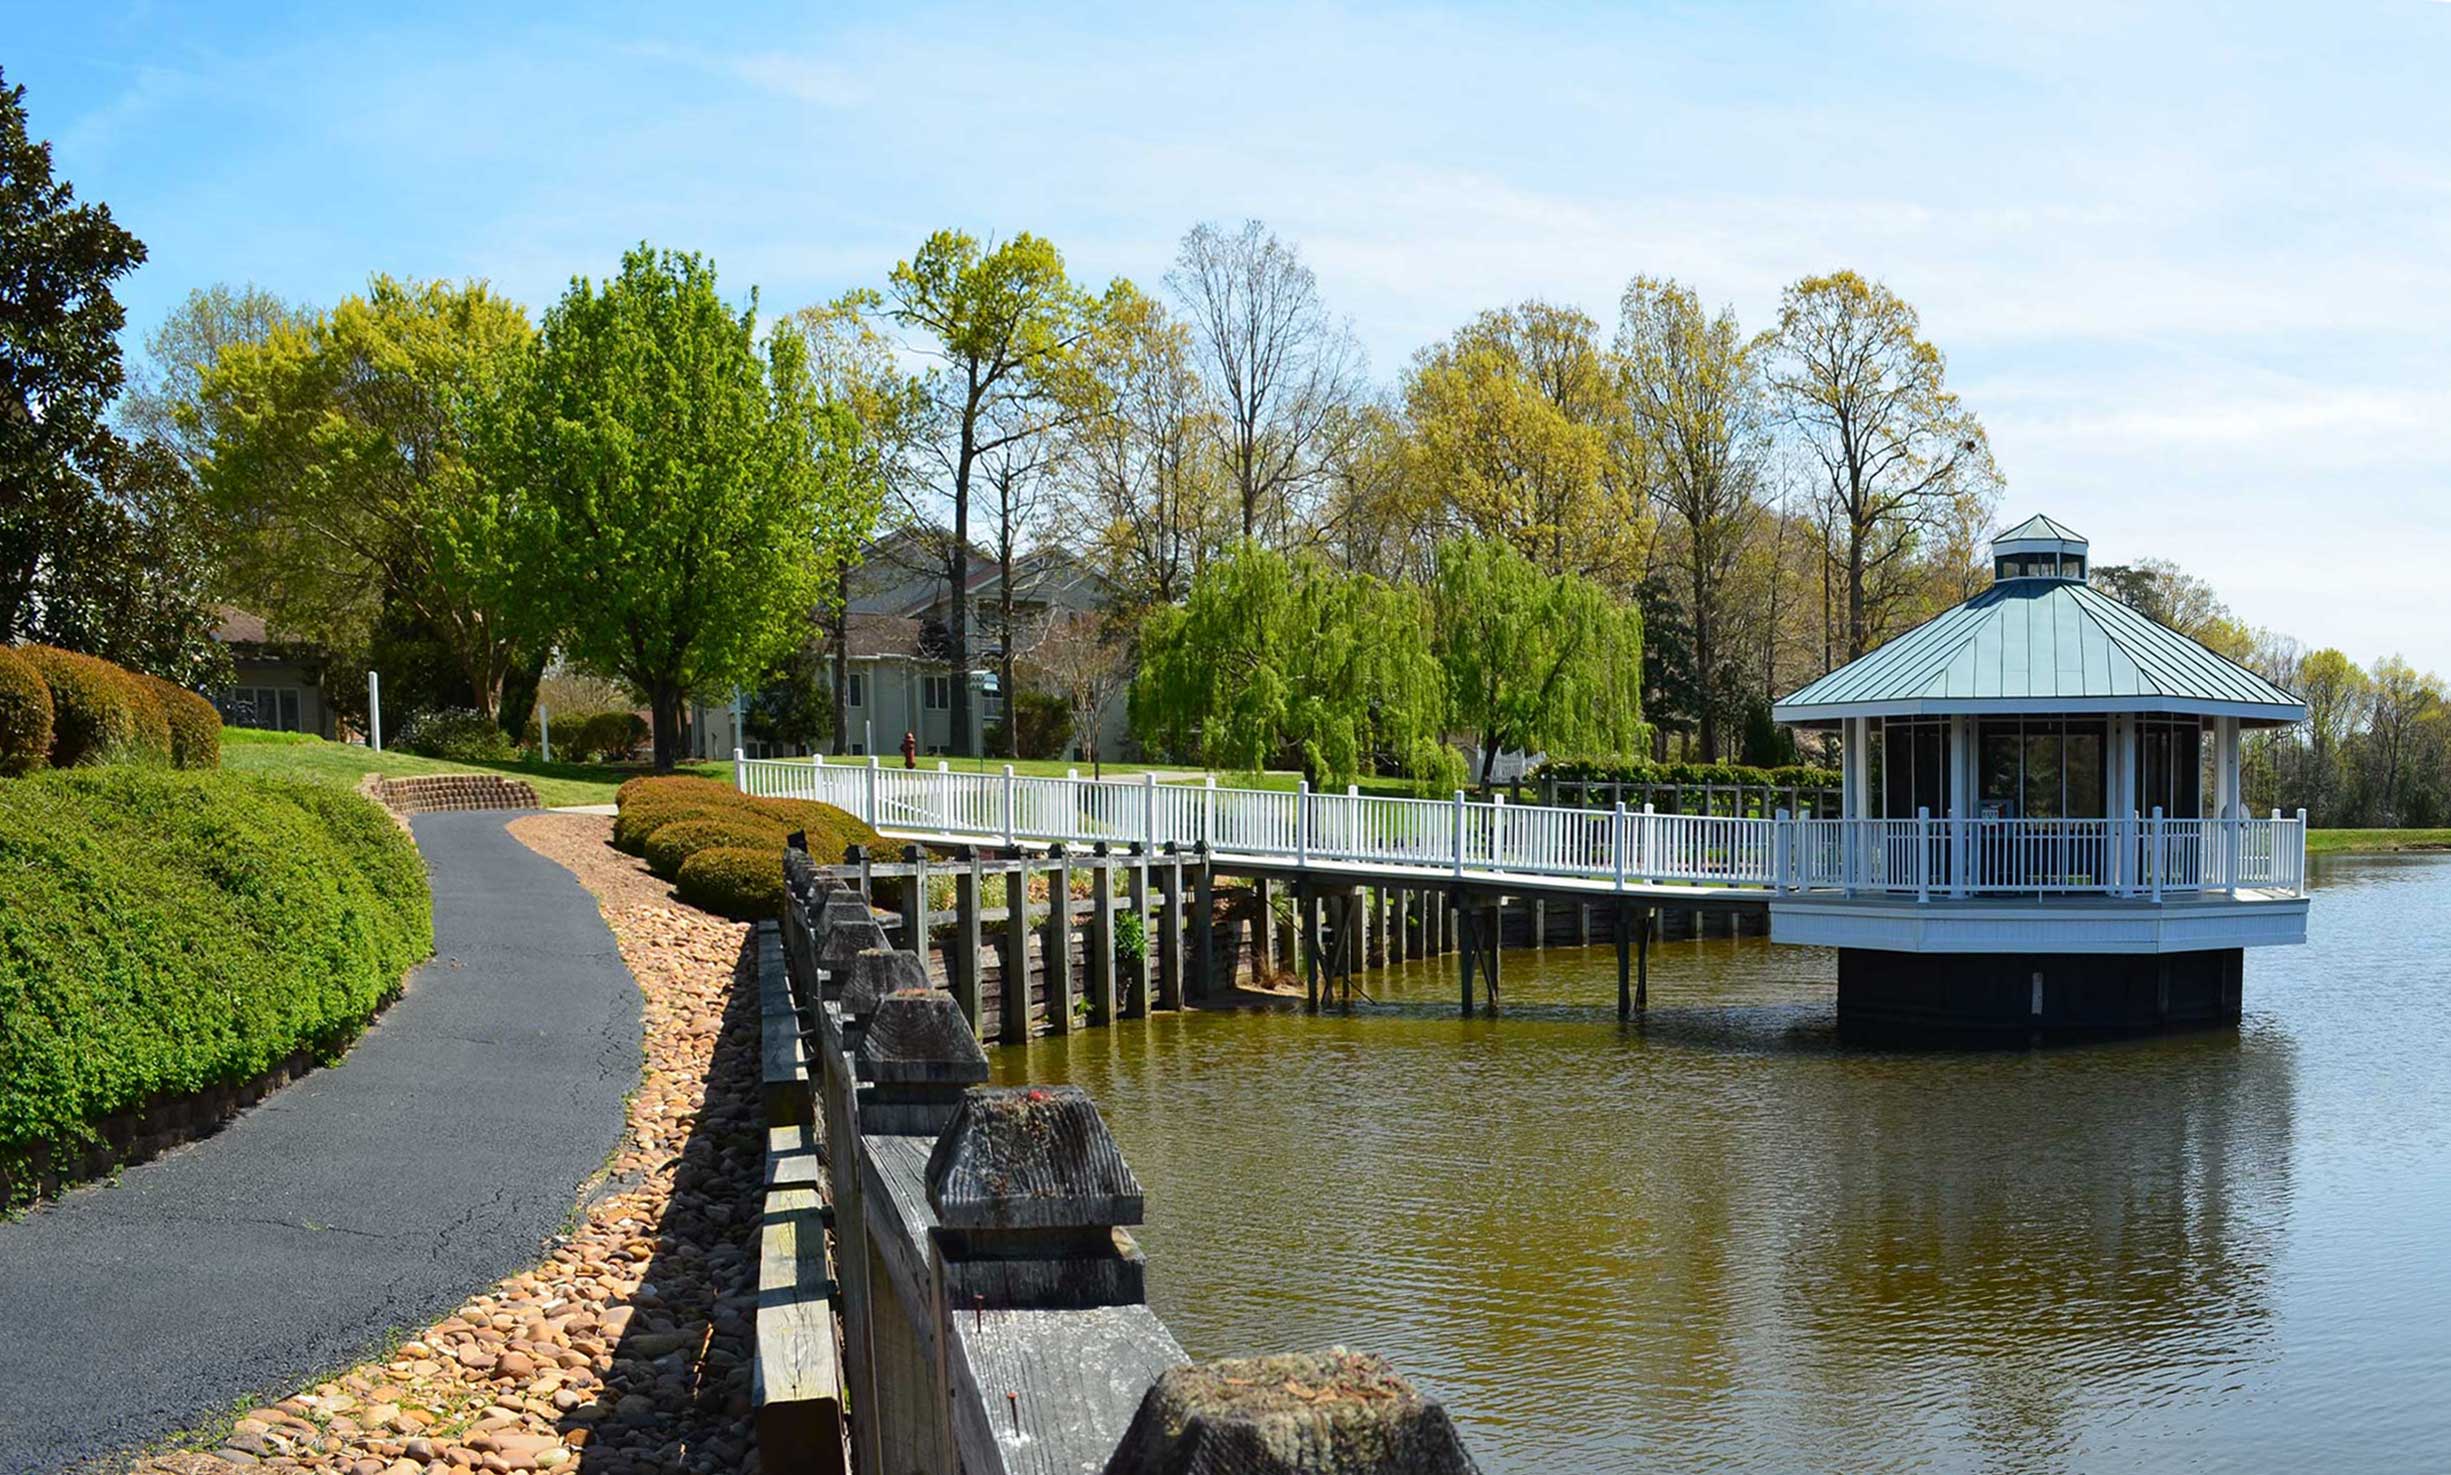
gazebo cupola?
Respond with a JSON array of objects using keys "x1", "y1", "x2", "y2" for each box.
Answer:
[{"x1": 1766, "y1": 514, "x2": 2311, "y2": 1035}]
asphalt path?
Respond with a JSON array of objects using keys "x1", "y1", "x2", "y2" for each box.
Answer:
[{"x1": 0, "y1": 811, "x2": 641, "y2": 1472}]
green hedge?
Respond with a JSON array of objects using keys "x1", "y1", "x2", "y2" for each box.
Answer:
[
  {"x1": 646, "y1": 814, "x2": 788, "y2": 881},
  {"x1": 0, "y1": 647, "x2": 52, "y2": 776},
  {"x1": 676, "y1": 845, "x2": 785, "y2": 920},
  {"x1": 17, "y1": 645, "x2": 155, "y2": 767},
  {"x1": 0, "y1": 768, "x2": 432, "y2": 1206},
  {"x1": 611, "y1": 778, "x2": 880, "y2": 921},
  {"x1": 1533, "y1": 758, "x2": 1843, "y2": 790}
]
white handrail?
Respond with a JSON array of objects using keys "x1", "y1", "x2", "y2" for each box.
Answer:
[{"x1": 735, "y1": 758, "x2": 2308, "y2": 901}]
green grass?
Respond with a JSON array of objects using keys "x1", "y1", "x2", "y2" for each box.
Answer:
[
  {"x1": 221, "y1": 727, "x2": 698, "y2": 808},
  {"x1": 2308, "y1": 828, "x2": 2451, "y2": 855}
]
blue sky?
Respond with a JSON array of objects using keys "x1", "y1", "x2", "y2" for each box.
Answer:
[{"x1": 12, "y1": 0, "x2": 2449, "y2": 673}]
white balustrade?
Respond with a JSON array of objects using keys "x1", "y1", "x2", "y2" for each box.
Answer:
[{"x1": 728, "y1": 757, "x2": 2307, "y2": 902}]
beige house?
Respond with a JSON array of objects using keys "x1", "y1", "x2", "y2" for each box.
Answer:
[{"x1": 211, "y1": 607, "x2": 337, "y2": 737}]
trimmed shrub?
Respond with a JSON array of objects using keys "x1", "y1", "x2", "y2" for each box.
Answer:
[
  {"x1": 646, "y1": 814, "x2": 790, "y2": 881},
  {"x1": 1533, "y1": 757, "x2": 1844, "y2": 791},
  {"x1": 0, "y1": 647, "x2": 52, "y2": 776},
  {"x1": 615, "y1": 774, "x2": 751, "y2": 811},
  {"x1": 122, "y1": 675, "x2": 173, "y2": 762},
  {"x1": 397, "y1": 706, "x2": 516, "y2": 763},
  {"x1": 578, "y1": 710, "x2": 647, "y2": 761},
  {"x1": 611, "y1": 799, "x2": 706, "y2": 855},
  {"x1": 0, "y1": 768, "x2": 431, "y2": 1206},
  {"x1": 676, "y1": 845, "x2": 785, "y2": 920},
  {"x1": 748, "y1": 797, "x2": 885, "y2": 863},
  {"x1": 134, "y1": 673, "x2": 223, "y2": 770},
  {"x1": 16, "y1": 646, "x2": 145, "y2": 767}
]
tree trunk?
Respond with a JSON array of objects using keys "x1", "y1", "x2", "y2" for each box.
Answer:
[
  {"x1": 999, "y1": 546, "x2": 1018, "y2": 760},
  {"x1": 649, "y1": 681, "x2": 685, "y2": 774},
  {"x1": 1845, "y1": 521, "x2": 1869, "y2": 661},
  {"x1": 830, "y1": 562, "x2": 850, "y2": 755},
  {"x1": 1691, "y1": 560, "x2": 1717, "y2": 762}
]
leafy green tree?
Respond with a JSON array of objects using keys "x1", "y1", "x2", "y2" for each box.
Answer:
[
  {"x1": 1767, "y1": 271, "x2": 1998, "y2": 660},
  {"x1": 888, "y1": 231, "x2": 1099, "y2": 756},
  {"x1": 1431, "y1": 536, "x2": 1646, "y2": 787},
  {"x1": 515, "y1": 245, "x2": 859, "y2": 771},
  {"x1": 195, "y1": 276, "x2": 534, "y2": 716},
  {"x1": 1618, "y1": 276, "x2": 1768, "y2": 759},
  {"x1": 123, "y1": 282, "x2": 310, "y2": 468},
  {"x1": 0, "y1": 66, "x2": 227, "y2": 686},
  {"x1": 1132, "y1": 541, "x2": 1452, "y2": 787}
]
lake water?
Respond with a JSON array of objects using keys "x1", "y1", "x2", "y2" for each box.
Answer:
[{"x1": 988, "y1": 853, "x2": 2451, "y2": 1473}]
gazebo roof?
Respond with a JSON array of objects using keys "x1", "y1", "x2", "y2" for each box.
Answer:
[
  {"x1": 1995, "y1": 513, "x2": 2087, "y2": 546},
  {"x1": 1773, "y1": 578, "x2": 2305, "y2": 726}
]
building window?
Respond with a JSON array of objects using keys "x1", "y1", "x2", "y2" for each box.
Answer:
[
  {"x1": 922, "y1": 674, "x2": 951, "y2": 711},
  {"x1": 220, "y1": 686, "x2": 302, "y2": 732},
  {"x1": 846, "y1": 672, "x2": 866, "y2": 709}
]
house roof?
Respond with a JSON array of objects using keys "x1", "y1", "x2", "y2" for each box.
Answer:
[
  {"x1": 1773, "y1": 579, "x2": 2305, "y2": 726},
  {"x1": 844, "y1": 613, "x2": 928, "y2": 660},
  {"x1": 1996, "y1": 513, "x2": 2087, "y2": 546}
]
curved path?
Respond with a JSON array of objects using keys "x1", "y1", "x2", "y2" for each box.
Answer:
[{"x1": 0, "y1": 812, "x2": 642, "y2": 1473}]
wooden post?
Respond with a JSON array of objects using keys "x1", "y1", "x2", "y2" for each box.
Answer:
[
  {"x1": 1389, "y1": 887, "x2": 1408, "y2": 963},
  {"x1": 1301, "y1": 881, "x2": 1322, "y2": 1013},
  {"x1": 1044, "y1": 845, "x2": 1074, "y2": 1035},
  {"x1": 999, "y1": 857, "x2": 1030, "y2": 1044},
  {"x1": 1252, "y1": 874, "x2": 1275, "y2": 983},
  {"x1": 852, "y1": 841, "x2": 872, "y2": 900},
  {"x1": 951, "y1": 849, "x2": 982, "y2": 1031},
  {"x1": 902, "y1": 843, "x2": 931, "y2": 980},
  {"x1": 1455, "y1": 888, "x2": 1474, "y2": 1016},
  {"x1": 1106, "y1": 1351, "x2": 1475, "y2": 1475},
  {"x1": 1637, "y1": 906, "x2": 1652, "y2": 1014},
  {"x1": 1481, "y1": 899, "x2": 1501, "y2": 1014},
  {"x1": 1531, "y1": 896, "x2": 1546, "y2": 949},
  {"x1": 1192, "y1": 844, "x2": 1215, "y2": 1004},
  {"x1": 1122, "y1": 843, "x2": 1150, "y2": 1020},
  {"x1": 1616, "y1": 903, "x2": 1632, "y2": 1021},
  {"x1": 1156, "y1": 843, "x2": 1185, "y2": 1011},
  {"x1": 1088, "y1": 843, "x2": 1116, "y2": 1026}
]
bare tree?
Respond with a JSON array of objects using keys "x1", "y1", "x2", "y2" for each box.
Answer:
[
  {"x1": 978, "y1": 394, "x2": 1064, "y2": 758},
  {"x1": 1024, "y1": 608, "x2": 1132, "y2": 777},
  {"x1": 1767, "y1": 271, "x2": 1999, "y2": 660},
  {"x1": 1167, "y1": 219, "x2": 1364, "y2": 546}
]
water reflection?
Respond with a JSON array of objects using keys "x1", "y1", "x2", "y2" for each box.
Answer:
[{"x1": 986, "y1": 870, "x2": 2436, "y2": 1473}]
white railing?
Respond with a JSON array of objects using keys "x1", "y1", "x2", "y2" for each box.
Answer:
[{"x1": 737, "y1": 755, "x2": 2308, "y2": 901}]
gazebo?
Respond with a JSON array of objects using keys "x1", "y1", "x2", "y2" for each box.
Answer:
[{"x1": 1769, "y1": 515, "x2": 2309, "y2": 1035}]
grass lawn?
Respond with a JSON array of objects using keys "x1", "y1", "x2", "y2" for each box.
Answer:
[
  {"x1": 2307, "y1": 828, "x2": 2451, "y2": 855},
  {"x1": 220, "y1": 729, "x2": 692, "y2": 808}
]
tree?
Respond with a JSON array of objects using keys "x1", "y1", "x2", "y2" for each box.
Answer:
[
  {"x1": 1024, "y1": 609, "x2": 1131, "y2": 776},
  {"x1": 1131, "y1": 542, "x2": 1452, "y2": 788},
  {"x1": 1767, "y1": 271, "x2": 1999, "y2": 660},
  {"x1": 1167, "y1": 220, "x2": 1363, "y2": 545},
  {"x1": 0, "y1": 66, "x2": 227, "y2": 686},
  {"x1": 1401, "y1": 300, "x2": 1646, "y2": 586},
  {"x1": 780, "y1": 292, "x2": 914, "y2": 752},
  {"x1": 1617, "y1": 277, "x2": 1768, "y2": 759},
  {"x1": 2360, "y1": 656, "x2": 2439, "y2": 827},
  {"x1": 889, "y1": 231, "x2": 1098, "y2": 757},
  {"x1": 2092, "y1": 556, "x2": 2254, "y2": 661},
  {"x1": 1430, "y1": 536, "x2": 1645, "y2": 787},
  {"x1": 122, "y1": 282, "x2": 309, "y2": 468},
  {"x1": 1061, "y1": 281, "x2": 1233, "y2": 617},
  {"x1": 978, "y1": 395, "x2": 1063, "y2": 758},
  {"x1": 196, "y1": 276, "x2": 534, "y2": 718},
  {"x1": 2294, "y1": 647, "x2": 2370, "y2": 822},
  {"x1": 515, "y1": 245, "x2": 860, "y2": 770}
]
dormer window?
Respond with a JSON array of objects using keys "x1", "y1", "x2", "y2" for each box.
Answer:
[{"x1": 1989, "y1": 515, "x2": 2089, "y2": 584}]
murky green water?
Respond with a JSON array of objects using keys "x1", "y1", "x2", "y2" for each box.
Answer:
[{"x1": 990, "y1": 853, "x2": 2451, "y2": 1473}]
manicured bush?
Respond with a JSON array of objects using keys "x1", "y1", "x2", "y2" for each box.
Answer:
[
  {"x1": 0, "y1": 647, "x2": 53, "y2": 776},
  {"x1": 676, "y1": 845, "x2": 786, "y2": 920},
  {"x1": 578, "y1": 710, "x2": 647, "y2": 761},
  {"x1": 748, "y1": 796, "x2": 885, "y2": 863},
  {"x1": 396, "y1": 706, "x2": 516, "y2": 762},
  {"x1": 122, "y1": 675, "x2": 173, "y2": 762},
  {"x1": 611, "y1": 799, "x2": 707, "y2": 855},
  {"x1": 646, "y1": 814, "x2": 789, "y2": 881},
  {"x1": 0, "y1": 767, "x2": 432, "y2": 1206},
  {"x1": 16, "y1": 645, "x2": 146, "y2": 767},
  {"x1": 615, "y1": 773, "x2": 751, "y2": 811},
  {"x1": 134, "y1": 673, "x2": 223, "y2": 770}
]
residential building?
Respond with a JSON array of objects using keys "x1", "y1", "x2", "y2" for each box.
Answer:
[{"x1": 210, "y1": 606, "x2": 337, "y2": 737}]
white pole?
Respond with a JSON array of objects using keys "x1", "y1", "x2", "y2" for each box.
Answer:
[
  {"x1": 866, "y1": 754, "x2": 881, "y2": 827},
  {"x1": 938, "y1": 759, "x2": 951, "y2": 833},
  {"x1": 367, "y1": 670, "x2": 382, "y2": 751},
  {"x1": 1003, "y1": 764, "x2": 1018, "y2": 847},
  {"x1": 1450, "y1": 789, "x2": 1465, "y2": 877},
  {"x1": 539, "y1": 705, "x2": 550, "y2": 764},
  {"x1": 1916, "y1": 806, "x2": 1930, "y2": 902},
  {"x1": 1774, "y1": 808, "x2": 1790, "y2": 892},
  {"x1": 733, "y1": 746, "x2": 747, "y2": 794},
  {"x1": 1203, "y1": 773, "x2": 1216, "y2": 850},
  {"x1": 1614, "y1": 801, "x2": 1629, "y2": 892},
  {"x1": 2150, "y1": 805, "x2": 2165, "y2": 901},
  {"x1": 1297, "y1": 779, "x2": 1311, "y2": 867},
  {"x1": 1143, "y1": 770, "x2": 1159, "y2": 848}
]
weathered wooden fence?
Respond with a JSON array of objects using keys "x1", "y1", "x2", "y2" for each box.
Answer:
[{"x1": 756, "y1": 846, "x2": 1482, "y2": 1474}]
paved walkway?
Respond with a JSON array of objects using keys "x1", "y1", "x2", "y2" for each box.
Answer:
[{"x1": 0, "y1": 812, "x2": 643, "y2": 1474}]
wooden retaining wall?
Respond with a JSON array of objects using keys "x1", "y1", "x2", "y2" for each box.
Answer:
[{"x1": 755, "y1": 848, "x2": 1480, "y2": 1475}]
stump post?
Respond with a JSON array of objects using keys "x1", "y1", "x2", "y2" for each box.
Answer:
[
  {"x1": 1121, "y1": 844, "x2": 1151, "y2": 1020},
  {"x1": 951, "y1": 848, "x2": 983, "y2": 1031},
  {"x1": 1191, "y1": 844, "x2": 1215, "y2": 1003},
  {"x1": 1089, "y1": 842, "x2": 1117, "y2": 1026},
  {"x1": 902, "y1": 843, "x2": 932, "y2": 981},
  {"x1": 1044, "y1": 844, "x2": 1075, "y2": 1035},
  {"x1": 999, "y1": 858, "x2": 1030, "y2": 1045},
  {"x1": 1252, "y1": 874, "x2": 1275, "y2": 983},
  {"x1": 1157, "y1": 842, "x2": 1185, "y2": 1011}
]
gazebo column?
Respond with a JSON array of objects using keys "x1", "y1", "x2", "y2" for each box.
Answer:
[
  {"x1": 1841, "y1": 716, "x2": 1868, "y2": 892},
  {"x1": 2106, "y1": 716, "x2": 2132, "y2": 894},
  {"x1": 1947, "y1": 715, "x2": 1971, "y2": 896}
]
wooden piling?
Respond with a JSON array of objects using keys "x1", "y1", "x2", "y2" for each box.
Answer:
[
  {"x1": 1302, "y1": 881, "x2": 1322, "y2": 1013},
  {"x1": 1192, "y1": 846, "x2": 1215, "y2": 1004},
  {"x1": 901, "y1": 844, "x2": 931, "y2": 977},
  {"x1": 1044, "y1": 845, "x2": 1073, "y2": 1035},
  {"x1": 1088, "y1": 843, "x2": 1116, "y2": 1026},
  {"x1": 1122, "y1": 844, "x2": 1150, "y2": 1020},
  {"x1": 1252, "y1": 874, "x2": 1275, "y2": 983},
  {"x1": 1157, "y1": 844, "x2": 1185, "y2": 1010},
  {"x1": 1455, "y1": 889, "x2": 1474, "y2": 1016},
  {"x1": 951, "y1": 849, "x2": 982, "y2": 1031},
  {"x1": 999, "y1": 857, "x2": 1029, "y2": 1045},
  {"x1": 1616, "y1": 903, "x2": 1632, "y2": 1021}
]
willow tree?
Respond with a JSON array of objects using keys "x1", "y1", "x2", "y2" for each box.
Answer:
[
  {"x1": 1431, "y1": 536, "x2": 1645, "y2": 788},
  {"x1": 1131, "y1": 541, "x2": 1452, "y2": 788},
  {"x1": 515, "y1": 246, "x2": 858, "y2": 770}
]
